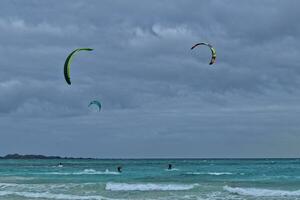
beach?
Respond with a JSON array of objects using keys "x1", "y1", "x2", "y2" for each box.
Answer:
[{"x1": 0, "y1": 159, "x2": 300, "y2": 200}]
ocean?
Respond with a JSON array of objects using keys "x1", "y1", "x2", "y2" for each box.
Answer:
[{"x1": 0, "y1": 159, "x2": 300, "y2": 200}]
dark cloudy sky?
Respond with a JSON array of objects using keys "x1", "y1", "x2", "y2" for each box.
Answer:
[{"x1": 0, "y1": 0, "x2": 299, "y2": 158}]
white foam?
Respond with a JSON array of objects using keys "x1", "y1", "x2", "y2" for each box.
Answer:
[
  {"x1": 165, "y1": 168, "x2": 179, "y2": 171},
  {"x1": 224, "y1": 186, "x2": 300, "y2": 197},
  {"x1": 45, "y1": 169, "x2": 120, "y2": 175},
  {"x1": 83, "y1": 169, "x2": 97, "y2": 173},
  {"x1": 0, "y1": 183, "x2": 17, "y2": 189},
  {"x1": 0, "y1": 182, "x2": 99, "y2": 191},
  {"x1": 0, "y1": 176, "x2": 35, "y2": 181},
  {"x1": 207, "y1": 172, "x2": 233, "y2": 175},
  {"x1": 76, "y1": 169, "x2": 120, "y2": 175},
  {"x1": 105, "y1": 182, "x2": 198, "y2": 191},
  {"x1": 0, "y1": 190, "x2": 111, "y2": 200},
  {"x1": 186, "y1": 172, "x2": 233, "y2": 176}
]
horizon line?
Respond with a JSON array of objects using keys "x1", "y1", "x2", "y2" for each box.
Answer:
[{"x1": 1, "y1": 154, "x2": 300, "y2": 160}]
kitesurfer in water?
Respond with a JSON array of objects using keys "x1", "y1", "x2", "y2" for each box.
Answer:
[
  {"x1": 168, "y1": 164, "x2": 172, "y2": 170},
  {"x1": 117, "y1": 166, "x2": 122, "y2": 173}
]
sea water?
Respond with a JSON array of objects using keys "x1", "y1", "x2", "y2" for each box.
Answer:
[{"x1": 0, "y1": 159, "x2": 300, "y2": 199}]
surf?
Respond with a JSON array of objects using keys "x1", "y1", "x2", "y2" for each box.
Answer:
[
  {"x1": 40, "y1": 169, "x2": 120, "y2": 175},
  {"x1": 185, "y1": 172, "x2": 234, "y2": 176},
  {"x1": 105, "y1": 182, "x2": 198, "y2": 191},
  {"x1": 224, "y1": 186, "x2": 300, "y2": 197}
]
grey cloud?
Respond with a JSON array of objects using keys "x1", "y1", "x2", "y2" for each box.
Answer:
[{"x1": 0, "y1": 0, "x2": 299, "y2": 157}]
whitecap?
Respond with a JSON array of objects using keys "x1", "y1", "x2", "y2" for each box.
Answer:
[
  {"x1": 105, "y1": 182, "x2": 198, "y2": 191},
  {"x1": 186, "y1": 172, "x2": 233, "y2": 176},
  {"x1": 0, "y1": 190, "x2": 115, "y2": 200},
  {"x1": 224, "y1": 186, "x2": 300, "y2": 197},
  {"x1": 0, "y1": 182, "x2": 100, "y2": 192},
  {"x1": 165, "y1": 168, "x2": 179, "y2": 171},
  {"x1": 42, "y1": 169, "x2": 120, "y2": 175},
  {"x1": 0, "y1": 183, "x2": 17, "y2": 189},
  {"x1": 74, "y1": 169, "x2": 120, "y2": 175}
]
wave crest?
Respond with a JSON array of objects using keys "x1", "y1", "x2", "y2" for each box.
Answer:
[
  {"x1": 105, "y1": 182, "x2": 198, "y2": 191},
  {"x1": 165, "y1": 168, "x2": 179, "y2": 171},
  {"x1": 45, "y1": 169, "x2": 120, "y2": 175},
  {"x1": 0, "y1": 191, "x2": 110, "y2": 200},
  {"x1": 186, "y1": 172, "x2": 233, "y2": 176},
  {"x1": 224, "y1": 186, "x2": 300, "y2": 197}
]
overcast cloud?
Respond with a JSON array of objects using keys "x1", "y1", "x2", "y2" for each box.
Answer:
[{"x1": 0, "y1": 0, "x2": 299, "y2": 158}]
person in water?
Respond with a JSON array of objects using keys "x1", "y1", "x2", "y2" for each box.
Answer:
[
  {"x1": 168, "y1": 164, "x2": 172, "y2": 170},
  {"x1": 117, "y1": 166, "x2": 122, "y2": 173}
]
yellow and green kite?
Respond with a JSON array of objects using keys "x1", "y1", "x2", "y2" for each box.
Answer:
[
  {"x1": 64, "y1": 48, "x2": 93, "y2": 85},
  {"x1": 191, "y1": 43, "x2": 216, "y2": 65}
]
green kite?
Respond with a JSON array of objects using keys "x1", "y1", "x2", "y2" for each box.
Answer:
[{"x1": 64, "y1": 48, "x2": 93, "y2": 85}]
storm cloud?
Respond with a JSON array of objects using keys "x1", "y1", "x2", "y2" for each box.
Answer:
[{"x1": 0, "y1": 0, "x2": 299, "y2": 158}]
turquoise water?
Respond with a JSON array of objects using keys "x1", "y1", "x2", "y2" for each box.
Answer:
[{"x1": 1, "y1": 159, "x2": 300, "y2": 199}]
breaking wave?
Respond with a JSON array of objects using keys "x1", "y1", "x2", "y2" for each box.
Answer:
[
  {"x1": 165, "y1": 168, "x2": 179, "y2": 171},
  {"x1": 224, "y1": 186, "x2": 300, "y2": 197},
  {"x1": 44, "y1": 169, "x2": 120, "y2": 175},
  {"x1": 105, "y1": 182, "x2": 198, "y2": 191},
  {"x1": 186, "y1": 172, "x2": 233, "y2": 176},
  {"x1": 0, "y1": 190, "x2": 112, "y2": 200}
]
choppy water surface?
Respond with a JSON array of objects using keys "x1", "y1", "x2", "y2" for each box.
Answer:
[{"x1": 1, "y1": 159, "x2": 300, "y2": 199}]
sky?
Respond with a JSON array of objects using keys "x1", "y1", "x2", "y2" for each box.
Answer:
[{"x1": 0, "y1": 0, "x2": 299, "y2": 158}]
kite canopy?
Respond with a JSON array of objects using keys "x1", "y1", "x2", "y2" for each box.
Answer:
[
  {"x1": 63, "y1": 48, "x2": 93, "y2": 85},
  {"x1": 88, "y1": 100, "x2": 101, "y2": 111},
  {"x1": 191, "y1": 43, "x2": 216, "y2": 65}
]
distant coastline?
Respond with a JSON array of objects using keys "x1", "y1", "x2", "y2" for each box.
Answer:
[
  {"x1": 0, "y1": 154, "x2": 298, "y2": 160},
  {"x1": 0, "y1": 154, "x2": 94, "y2": 160}
]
